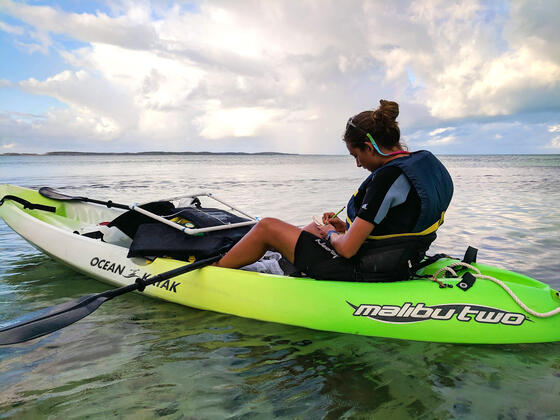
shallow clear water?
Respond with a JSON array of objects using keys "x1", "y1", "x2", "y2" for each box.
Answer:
[{"x1": 1, "y1": 154, "x2": 560, "y2": 418}]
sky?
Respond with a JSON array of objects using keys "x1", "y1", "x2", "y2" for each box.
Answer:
[{"x1": 0, "y1": 0, "x2": 559, "y2": 155}]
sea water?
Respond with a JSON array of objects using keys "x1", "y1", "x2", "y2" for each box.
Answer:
[{"x1": 1, "y1": 154, "x2": 559, "y2": 418}]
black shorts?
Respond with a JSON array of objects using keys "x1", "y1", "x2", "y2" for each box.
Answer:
[{"x1": 293, "y1": 231, "x2": 356, "y2": 281}]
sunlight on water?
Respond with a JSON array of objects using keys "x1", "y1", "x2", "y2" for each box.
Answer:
[{"x1": 1, "y1": 154, "x2": 560, "y2": 418}]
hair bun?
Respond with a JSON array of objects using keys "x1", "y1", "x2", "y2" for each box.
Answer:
[
  {"x1": 346, "y1": 100, "x2": 401, "y2": 149},
  {"x1": 378, "y1": 99, "x2": 399, "y2": 122}
]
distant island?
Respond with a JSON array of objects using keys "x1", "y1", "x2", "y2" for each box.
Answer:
[{"x1": 0, "y1": 151, "x2": 296, "y2": 156}]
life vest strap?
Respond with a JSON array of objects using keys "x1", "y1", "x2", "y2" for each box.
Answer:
[{"x1": 346, "y1": 211, "x2": 446, "y2": 240}]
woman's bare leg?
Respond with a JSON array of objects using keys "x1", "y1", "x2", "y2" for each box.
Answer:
[{"x1": 215, "y1": 217, "x2": 302, "y2": 268}]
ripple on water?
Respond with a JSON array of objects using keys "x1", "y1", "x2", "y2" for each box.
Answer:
[{"x1": 1, "y1": 154, "x2": 560, "y2": 418}]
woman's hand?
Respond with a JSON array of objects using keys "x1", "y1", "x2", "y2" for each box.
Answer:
[
  {"x1": 322, "y1": 212, "x2": 345, "y2": 232},
  {"x1": 316, "y1": 223, "x2": 337, "y2": 239}
]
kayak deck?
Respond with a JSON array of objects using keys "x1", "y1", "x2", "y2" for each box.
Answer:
[{"x1": 1, "y1": 183, "x2": 560, "y2": 344}]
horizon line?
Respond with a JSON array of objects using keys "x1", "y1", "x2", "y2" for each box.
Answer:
[{"x1": 2, "y1": 151, "x2": 560, "y2": 157}]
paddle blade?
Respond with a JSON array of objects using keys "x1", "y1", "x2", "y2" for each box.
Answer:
[
  {"x1": 39, "y1": 187, "x2": 82, "y2": 201},
  {"x1": 0, "y1": 294, "x2": 109, "y2": 345}
]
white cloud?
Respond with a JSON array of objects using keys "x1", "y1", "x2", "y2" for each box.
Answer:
[
  {"x1": 505, "y1": 0, "x2": 560, "y2": 64},
  {"x1": 547, "y1": 136, "x2": 560, "y2": 149},
  {"x1": 12, "y1": 70, "x2": 134, "y2": 141},
  {"x1": 14, "y1": 28, "x2": 53, "y2": 54},
  {"x1": 546, "y1": 124, "x2": 560, "y2": 149},
  {"x1": 467, "y1": 47, "x2": 560, "y2": 116},
  {"x1": 195, "y1": 102, "x2": 283, "y2": 139},
  {"x1": 0, "y1": 20, "x2": 23, "y2": 35},
  {"x1": 2, "y1": 142, "x2": 15, "y2": 149},
  {"x1": 0, "y1": 0, "x2": 559, "y2": 153},
  {"x1": 425, "y1": 135, "x2": 456, "y2": 146},
  {"x1": 370, "y1": 0, "x2": 560, "y2": 119},
  {"x1": 429, "y1": 127, "x2": 454, "y2": 136},
  {"x1": 1, "y1": 0, "x2": 157, "y2": 50}
]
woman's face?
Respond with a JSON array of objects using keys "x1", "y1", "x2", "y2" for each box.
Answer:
[{"x1": 346, "y1": 142, "x2": 382, "y2": 172}]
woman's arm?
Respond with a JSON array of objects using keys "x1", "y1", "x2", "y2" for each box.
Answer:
[{"x1": 319, "y1": 217, "x2": 374, "y2": 258}]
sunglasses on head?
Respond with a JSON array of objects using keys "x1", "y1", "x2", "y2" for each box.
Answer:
[{"x1": 346, "y1": 117, "x2": 390, "y2": 157}]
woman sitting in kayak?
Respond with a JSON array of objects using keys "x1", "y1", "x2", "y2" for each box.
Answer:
[{"x1": 215, "y1": 100, "x2": 454, "y2": 281}]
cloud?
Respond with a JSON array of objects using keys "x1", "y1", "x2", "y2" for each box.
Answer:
[
  {"x1": 429, "y1": 127, "x2": 454, "y2": 136},
  {"x1": 425, "y1": 135, "x2": 456, "y2": 146},
  {"x1": 370, "y1": 1, "x2": 560, "y2": 120},
  {"x1": 424, "y1": 126, "x2": 458, "y2": 147},
  {"x1": 17, "y1": 70, "x2": 134, "y2": 138},
  {"x1": 1, "y1": 0, "x2": 157, "y2": 50},
  {"x1": 195, "y1": 102, "x2": 284, "y2": 139},
  {"x1": 505, "y1": 0, "x2": 560, "y2": 64},
  {"x1": 0, "y1": 20, "x2": 23, "y2": 35},
  {"x1": 0, "y1": 0, "x2": 559, "y2": 153},
  {"x1": 547, "y1": 136, "x2": 560, "y2": 149},
  {"x1": 14, "y1": 29, "x2": 52, "y2": 54},
  {"x1": 546, "y1": 124, "x2": 560, "y2": 149}
]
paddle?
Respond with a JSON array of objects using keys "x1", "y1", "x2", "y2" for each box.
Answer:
[
  {"x1": 39, "y1": 187, "x2": 130, "y2": 210},
  {"x1": 0, "y1": 254, "x2": 222, "y2": 345}
]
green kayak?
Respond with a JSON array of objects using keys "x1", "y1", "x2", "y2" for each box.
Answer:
[{"x1": 1, "y1": 184, "x2": 559, "y2": 344}]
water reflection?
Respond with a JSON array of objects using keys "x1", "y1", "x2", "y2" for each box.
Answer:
[{"x1": 1, "y1": 154, "x2": 560, "y2": 418}]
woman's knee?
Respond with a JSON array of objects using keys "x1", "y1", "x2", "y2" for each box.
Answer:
[
  {"x1": 254, "y1": 217, "x2": 283, "y2": 234},
  {"x1": 253, "y1": 217, "x2": 299, "y2": 247},
  {"x1": 253, "y1": 217, "x2": 300, "y2": 260}
]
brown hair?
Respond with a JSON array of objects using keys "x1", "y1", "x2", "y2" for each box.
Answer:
[{"x1": 344, "y1": 100, "x2": 402, "y2": 151}]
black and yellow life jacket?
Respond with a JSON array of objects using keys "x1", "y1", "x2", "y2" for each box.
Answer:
[{"x1": 347, "y1": 150, "x2": 454, "y2": 281}]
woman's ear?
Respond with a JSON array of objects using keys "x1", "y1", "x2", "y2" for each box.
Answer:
[{"x1": 363, "y1": 141, "x2": 374, "y2": 154}]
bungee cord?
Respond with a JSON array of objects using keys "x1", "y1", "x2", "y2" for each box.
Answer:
[{"x1": 431, "y1": 262, "x2": 560, "y2": 318}]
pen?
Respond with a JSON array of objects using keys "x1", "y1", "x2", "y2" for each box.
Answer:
[
  {"x1": 314, "y1": 206, "x2": 346, "y2": 227},
  {"x1": 330, "y1": 205, "x2": 346, "y2": 220}
]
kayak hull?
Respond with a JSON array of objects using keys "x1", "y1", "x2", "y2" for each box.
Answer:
[{"x1": 1, "y1": 184, "x2": 560, "y2": 344}]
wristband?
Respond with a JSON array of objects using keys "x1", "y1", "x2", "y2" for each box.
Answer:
[{"x1": 326, "y1": 230, "x2": 337, "y2": 242}]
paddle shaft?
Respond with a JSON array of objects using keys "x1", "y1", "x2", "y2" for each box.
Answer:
[
  {"x1": 82, "y1": 196, "x2": 129, "y2": 210},
  {"x1": 39, "y1": 187, "x2": 130, "y2": 210},
  {"x1": 99, "y1": 254, "x2": 222, "y2": 300}
]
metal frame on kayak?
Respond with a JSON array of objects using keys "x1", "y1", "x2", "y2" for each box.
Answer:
[
  {"x1": 133, "y1": 191, "x2": 259, "y2": 235},
  {"x1": 38, "y1": 187, "x2": 259, "y2": 236}
]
